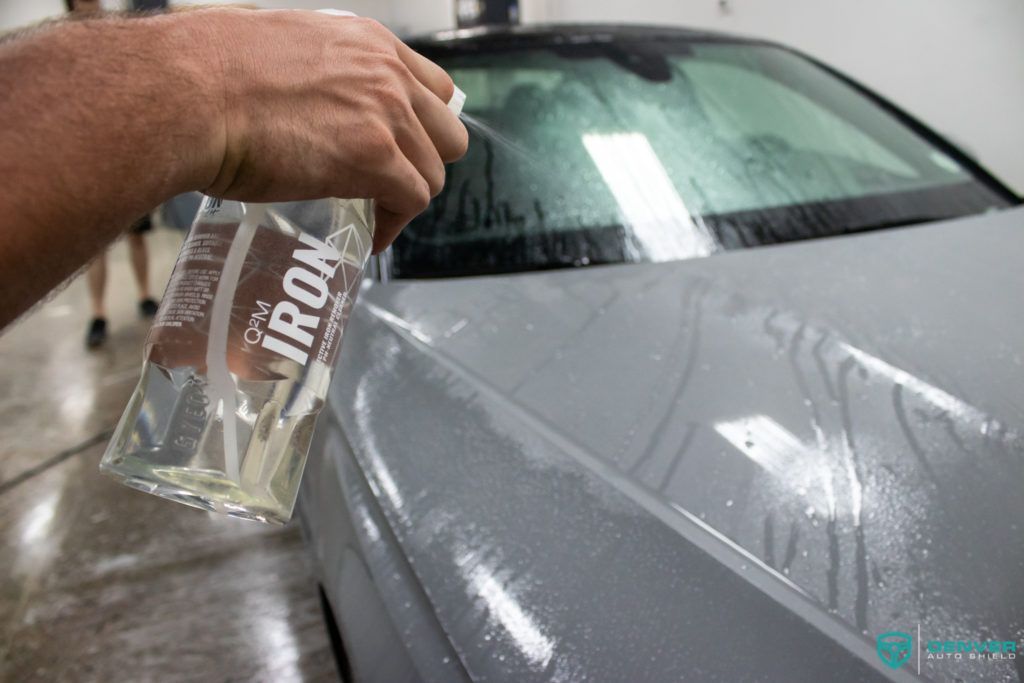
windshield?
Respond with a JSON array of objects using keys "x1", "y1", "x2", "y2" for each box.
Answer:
[{"x1": 394, "y1": 39, "x2": 1012, "y2": 278}]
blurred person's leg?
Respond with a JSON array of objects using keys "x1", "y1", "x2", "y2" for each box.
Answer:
[
  {"x1": 129, "y1": 216, "x2": 159, "y2": 317},
  {"x1": 85, "y1": 255, "x2": 107, "y2": 348}
]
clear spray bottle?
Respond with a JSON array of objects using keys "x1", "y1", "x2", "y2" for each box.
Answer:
[{"x1": 101, "y1": 13, "x2": 465, "y2": 523}]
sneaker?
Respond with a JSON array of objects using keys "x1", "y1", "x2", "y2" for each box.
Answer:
[
  {"x1": 139, "y1": 298, "x2": 159, "y2": 318},
  {"x1": 86, "y1": 317, "x2": 107, "y2": 348}
]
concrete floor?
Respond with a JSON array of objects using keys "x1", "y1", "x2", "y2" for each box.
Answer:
[{"x1": 0, "y1": 228, "x2": 338, "y2": 681}]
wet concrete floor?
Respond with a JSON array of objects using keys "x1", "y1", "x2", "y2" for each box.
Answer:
[{"x1": 0, "y1": 227, "x2": 338, "y2": 681}]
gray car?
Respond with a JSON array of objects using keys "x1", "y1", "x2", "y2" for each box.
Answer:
[{"x1": 297, "y1": 24, "x2": 1023, "y2": 682}]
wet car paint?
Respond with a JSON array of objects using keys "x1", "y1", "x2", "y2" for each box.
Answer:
[{"x1": 299, "y1": 206, "x2": 1024, "y2": 681}]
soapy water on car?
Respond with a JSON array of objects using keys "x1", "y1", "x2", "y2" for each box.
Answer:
[{"x1": 99, "y1": 10, "x2": 467, "y2": 524}]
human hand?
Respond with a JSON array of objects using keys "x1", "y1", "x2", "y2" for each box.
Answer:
[{"x1": 194, "y1": 9, "x2": 468, "y2": 252}]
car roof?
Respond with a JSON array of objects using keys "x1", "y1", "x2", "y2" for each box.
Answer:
[{"x1": 406, "y1": 22, "x2": 768, "y2": 52}]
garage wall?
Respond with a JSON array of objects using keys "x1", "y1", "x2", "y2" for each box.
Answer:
[
  {"x1": 388, "y1": 0, "x2": 453, "y2": 35},
  {"x1": 0, "y1": 0, "x2": 75, "y2": 30},
  {"x1": 183, "y1": 0, "x2": 394, "y2": 22},
  {"x1": 524, "y1": 0, "x2": 1024, "y2": 193}
]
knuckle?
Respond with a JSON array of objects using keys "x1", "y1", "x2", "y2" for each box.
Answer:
[
  {"x1": 360, "y1": 17, "x2": 389, "y2": 35},
  {"x1": 438, "y1": 123, "x2": 470, "y2": 163},
  {"x1": 412, "y1": 178, "x2": 431, "y2": 210},
  {"x1": 375, "y1": 52, "x2": 403, "y2": 78},
  {"x1": 372, "y1": 78, "x2": 408, "y2": 110},
  {"x1": 427, "y1": 164, "x2": 445, "y2": 197},
  {"x1": 357, "y1": 123, "x2": 394, "y2": 163},
  {"x1": 350, "y1": 16, "x2": 385, "y2": 36},
  {"x1": 451, "y1": 123, "x2": 470, "y2": 160},
  {"x1": 341, "y1": 20, "x2": 393, "y2": 61},
  {"x1": 385, "y1": 57, "x2": 417, "y2": 95},
  {"x1": 438, "y1": 70, "x2": 456, "y2": 99}
]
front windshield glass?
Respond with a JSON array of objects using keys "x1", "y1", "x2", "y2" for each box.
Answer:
[{"x1": 394, "y1": 40, "x2": 1011, "y2": 278}]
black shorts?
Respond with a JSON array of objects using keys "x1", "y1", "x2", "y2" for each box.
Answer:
[{"x1": 130, "y1": 215, "x2": 153, "y2": 235}]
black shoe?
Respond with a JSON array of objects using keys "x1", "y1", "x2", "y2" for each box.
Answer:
[
  {"x1": 139, "y1": 298, "x2": 159, "y2": 318},
  {"x1": 86, "y1": 317, "x2": 107, "y2": 348}
]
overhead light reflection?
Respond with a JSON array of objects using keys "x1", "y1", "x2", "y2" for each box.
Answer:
[
  {"x1": 583, "y1": 132, "x2": 718, "y2": 261},
  {"x1": 715, "y1": 415, "x2": 809, "y2": 480},
  {"x1": 244, "y1": 582, "x2": 303, "y2": 681},
  {"x1": 363, "y1": 301, "x2": 433, "y2": 345},
  {"x1": 255, "y1": 613, "x2": 302, "y2": 680},
  {"x1": 714, "y1": 415, "x2": 836, "y2": 516},
  {"x1": 354, "y1": 376, "x2": 407, "y2": 523},
  {"x1": 456, "y1": 544, "x2": 554, "y2": 669},
  {"x1": 839, "y1": 343, "x2": 986, "y2": 424},
  {"x1": 20, "y1": 491, "x2": 59, "y2": 547}
]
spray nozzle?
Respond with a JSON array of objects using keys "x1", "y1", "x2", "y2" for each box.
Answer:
[{"x1": 448, "y1": 86, "x2": 467, "y2": 117}]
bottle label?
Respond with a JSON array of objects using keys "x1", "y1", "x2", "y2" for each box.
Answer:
[{"x1": 148, "y1": 215, "x2": 368, "y2": 381}]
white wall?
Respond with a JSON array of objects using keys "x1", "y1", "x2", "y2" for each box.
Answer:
[
  {"x1": 388, "y1": 0, "x2": 453, "y2": 35},
  {"x1": 173, "y1": 0, "x2": 393, "y2": 22},
  {"x1": 1, "y1": 0, "x2": 86, "y2": 30},
  {"x1": 525, "y1": 0, "x2": 1024, "y2": 193}
]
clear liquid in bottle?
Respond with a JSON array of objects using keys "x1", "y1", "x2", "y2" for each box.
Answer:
[{"x1": 100, "y1": 196, "x2": 373, "y2": 523}]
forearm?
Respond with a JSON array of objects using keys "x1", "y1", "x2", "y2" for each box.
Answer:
[{"x1": 0, "y1": 12, "x2": 223, "y2": 327}]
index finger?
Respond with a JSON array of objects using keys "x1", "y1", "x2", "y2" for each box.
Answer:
[{"x1": 394, "y1": 38, "x2": 456, "y2": 103}]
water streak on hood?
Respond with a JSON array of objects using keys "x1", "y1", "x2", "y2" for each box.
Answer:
[{"x1": 331, "y1": 208, "x2": 1024, "y2": 682}]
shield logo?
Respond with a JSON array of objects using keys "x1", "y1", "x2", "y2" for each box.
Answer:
[{"x1": 877, "y1": 631, "x2": 914, "y2": 669}]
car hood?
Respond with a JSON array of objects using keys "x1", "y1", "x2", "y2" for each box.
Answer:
[{"x1": 325, "y1": 207, "x2": 1024, "y2": 682}]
